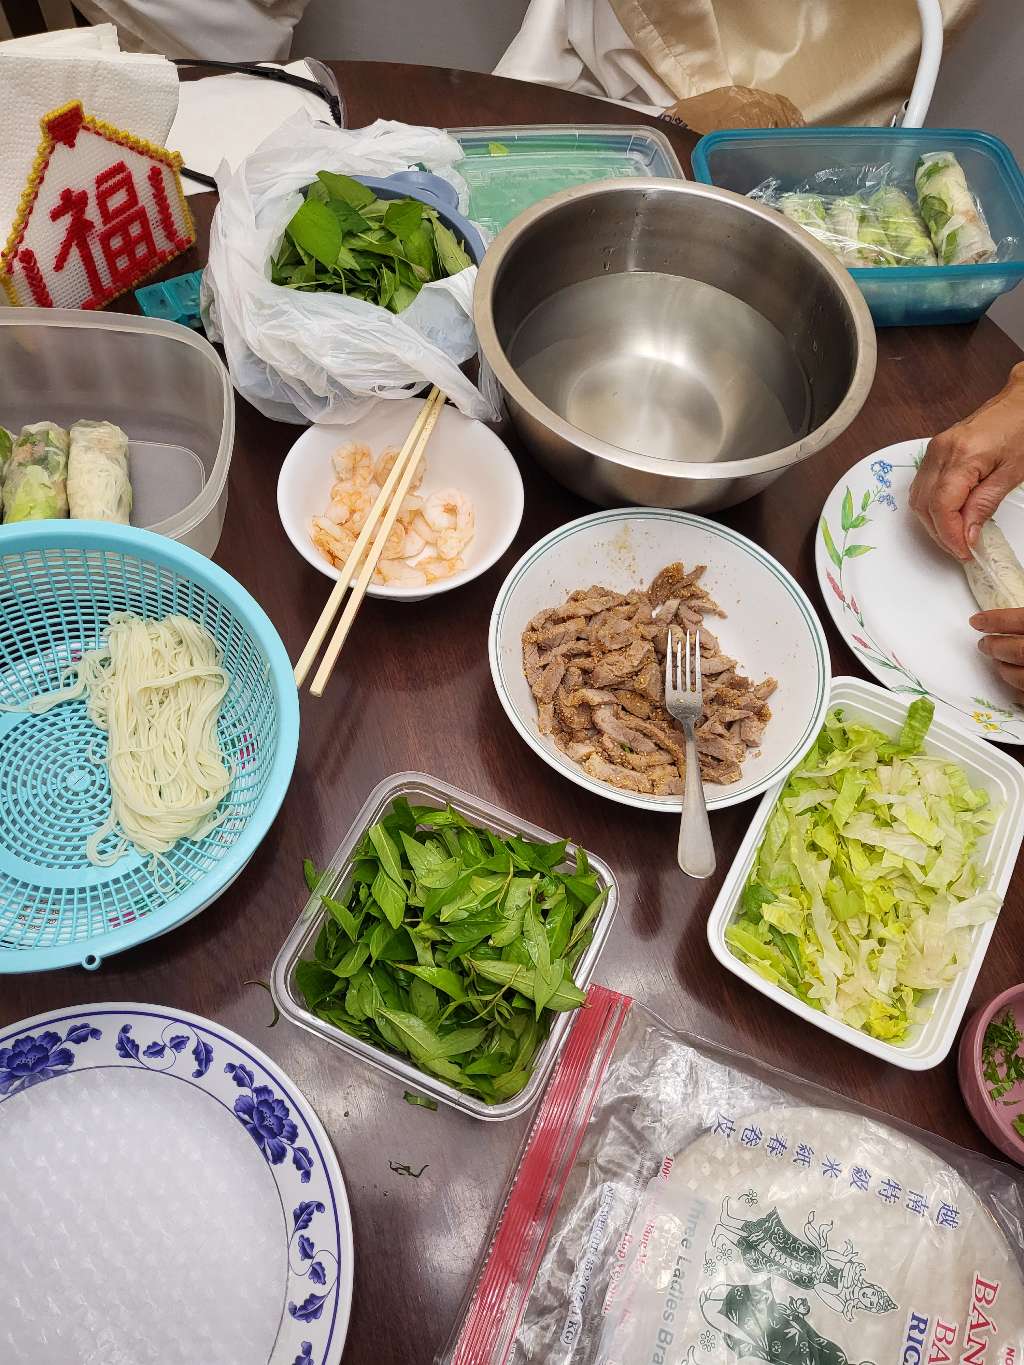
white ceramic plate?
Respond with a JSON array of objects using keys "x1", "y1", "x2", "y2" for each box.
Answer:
[
  {"x1": 488, "y1": 508, "x2": 831, "y2": 812},
  {"x1": 708, "y1": 677, "x2": 1024, "y2": 1069},
  {"x1": 0, "y1": 1004, "x2": 353, "y2": 1365},
  {"x1": 277, "y1": 397, "x2": 524, "y2": 601},
  {"x1": 817, "y1": 438, "x2": 1024, "y2": 743}
]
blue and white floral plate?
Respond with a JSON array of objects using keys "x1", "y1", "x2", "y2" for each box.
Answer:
[
  {"x1": 0, "y1": 1004, "x2": 353, "y2": 1365},
  {"x1": 817, "y1": 439, "x2": 1024, "y2": 744}
]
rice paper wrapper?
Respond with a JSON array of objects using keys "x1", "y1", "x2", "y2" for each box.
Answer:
[
  {"x1": 68, "y1": 419, "x2": 132, "y2": 524},
  {"x1": 442, "y1": 990, "x2": 1024, "y2": 1365},
  {"x1": 2, "y1": 421, "x2": 69, "y2": 522}
]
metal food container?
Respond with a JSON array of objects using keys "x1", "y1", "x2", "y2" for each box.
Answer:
[
  {"x1": 271, "y1": 772, "x2": 619, "y2": 1121},
  {"x1": 474, "y1": 179, "x2": 876, "y2": 513}
]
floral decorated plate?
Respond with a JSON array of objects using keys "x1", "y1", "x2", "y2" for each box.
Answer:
[
  {"x1": 817, "y1": 439, "x2": 1024, "y2": 744},
  {"x1": 0, "y1": 1003, "x2": 353, "y2": 1365}
]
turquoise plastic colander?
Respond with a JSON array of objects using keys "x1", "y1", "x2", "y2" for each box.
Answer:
[{"x1": 0, "y1": 522, "x2": 299, "y2": 972}]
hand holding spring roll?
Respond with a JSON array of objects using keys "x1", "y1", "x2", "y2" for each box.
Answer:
[{"x1": 910, "y1": 362, "x2": 1024, "y2": 560}]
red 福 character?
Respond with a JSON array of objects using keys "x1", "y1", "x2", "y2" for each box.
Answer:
[
  {"x1": 50, "y1": 187, "x2": 105, "y2": 307},
  {"x1": 94, "y1": 161, "x2": 159, "y2": 288}
]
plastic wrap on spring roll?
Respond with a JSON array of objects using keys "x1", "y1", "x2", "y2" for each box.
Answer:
[
  {"x1": 441, "y1": 987, "x2": 1024, "y2": 1365},
  {"x1": 752, "y1": 155, "x2": 1013, "y2": 270}
]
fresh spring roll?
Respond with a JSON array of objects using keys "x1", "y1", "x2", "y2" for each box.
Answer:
[
  {"x1": 825, "y1": 197, "x2": 866, "y2": 267},
  {"x1": 2, "y1": 421, "x2": 70, "y2": 523},
  {"x1": 915, "y1": 151, "x2": 997, "y2": 265},
  {"x1": 68, "y1": 419, "x2": 132, "y2": 524},
  {"x1": 779, "y1": 193, "x2": 834, "y2": 252},
  {"x1": 0, "y1": 427, "x2": 12, "y2": 486},
  {"x1": 869, "y1": 187, "x2": 937, "y2": 265},
  {"x1": 855, "y1": 205, "x2": 897, "y2": 267},
  {"x1": 964, "y1": 521, "x2": 1024, "y2": 611}
]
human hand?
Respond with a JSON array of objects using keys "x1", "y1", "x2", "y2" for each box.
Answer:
[
  {"x1": 910, "y1": 363, "x2": 1024, "y2": 560},
  {"x1": 971, "y1": 608, "x2": 1024, "y2": 690}
]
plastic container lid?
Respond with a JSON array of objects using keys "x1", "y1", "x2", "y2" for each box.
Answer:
[{"x1": 450, "y1": 124, "x2": 686, "y2": 237}]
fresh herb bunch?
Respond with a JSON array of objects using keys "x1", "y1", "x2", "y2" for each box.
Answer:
[
  {"x1": 297, "y1": 800, "x2": 606, "y2": 1105},
  {"x1": 982, "y1": 1008, "x2": 1024, "y2": 1109},
  {"x1": 270, "y1": 171, "x2": 472, "y2": 313}
]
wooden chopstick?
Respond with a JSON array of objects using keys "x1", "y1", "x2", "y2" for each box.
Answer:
[
  {"x1": 309, "y1": 387, "x2": 444, "y2": 697},
  {"x1": 294, "y1": 388, "x2": 442, "y2": 689}
]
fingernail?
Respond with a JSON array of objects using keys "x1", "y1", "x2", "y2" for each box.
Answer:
[{"x1": 967, "y1": 524, "x2": 979, "y2": 547}]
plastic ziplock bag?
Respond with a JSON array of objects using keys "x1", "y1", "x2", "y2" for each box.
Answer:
[
  {"x1": 752, "y1": 154, "x2": 1009, "y2": 270},
  {"x1": 442, "y1": 986, "x2": 1024, "y2": 1365},
  {"x1": 203, "y1": 114, "x2": 499, "y2": 425}
]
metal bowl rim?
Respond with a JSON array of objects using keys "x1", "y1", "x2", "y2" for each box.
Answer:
[{"x1": 473, "y1": 177, "x2": 877, "y2": 480}]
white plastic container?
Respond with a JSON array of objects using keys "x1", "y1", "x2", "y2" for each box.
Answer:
[
  {"x1": 271, "y1": 771, "x2": 619, "y2": 1120},
  {"x1": 707, "y1": 676, "x2": 1024, "y2": 1070},
  {"x1": 0, "y1": 307, "x2": 234, "y2": 557}
]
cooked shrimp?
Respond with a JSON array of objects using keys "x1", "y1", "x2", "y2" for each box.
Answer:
[
  {"x1": 420, "y1": 556, "x2": 464, "y2": 583},
  {"x1": 311, "y1": 517, "x2": 356, "y2": 567},
  {"x1": 424, "y1": 488, "x2": 473, "y2": 534},
  {"x1": 332, "y1": 442, "x2": 374, "y2": 487},
  {"x1": 398, "y1": 493, "x2": 424, "y2": 521},
  {"x1": 381, "y1": 521, "x2": 409, "y2": 559},
  {"x1": 375, "y1": 447, "x2": 424, "y2": 492},
  {"x1": 376, "y1": 558, "x2": 428, "y2": 587},
  {"x1": 437, "y1": 527, "x2": 473, "y2": 561},
  {"x1": 329, "y1": 488, "x2": 373, "y2": 531},
  {"x1": 409, "y1": 512, "x2": 437, "y2": 546}
]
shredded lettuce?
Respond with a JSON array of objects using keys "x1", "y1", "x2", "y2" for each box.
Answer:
[{"x1": 726, "y1": 698, "x2": 1001, "y2": 1043}]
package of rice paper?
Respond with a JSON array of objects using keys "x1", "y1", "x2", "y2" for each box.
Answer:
[{"x1": 441, "y1": 987, "x2": 1024, "y2": 1365}]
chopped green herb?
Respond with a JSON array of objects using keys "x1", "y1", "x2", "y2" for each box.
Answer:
[
  {"x1": 982, "y1": 1007, "x2": 1024, "y2": 1102},
  {"x1": 389, "y1": 1160, "x2": 429, "y2": 1178},
  {"x1": 297, "y1": 804, "x2": 602, "y2": 1104},
  {"x1": 403, "y1": 1091, "x2": 438, "y2": 1111},
  {"x1": 271, "y1": 172, "x2": 472, "y2": 313},
  {"x1": 1013, "y1": 1114, "x2": 1024, "y2": 1139},
  {"x1": 487, "y1": 141, "x2": 510, "y2": 156}
]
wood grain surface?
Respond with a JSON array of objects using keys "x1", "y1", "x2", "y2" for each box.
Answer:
[{"x1": 4, "y1": 61, "x2": 1024, "y2": 1365}]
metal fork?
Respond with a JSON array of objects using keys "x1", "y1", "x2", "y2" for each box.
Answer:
[{"x1": 664, "y1": 629, "x2": 716, "y2": 879}]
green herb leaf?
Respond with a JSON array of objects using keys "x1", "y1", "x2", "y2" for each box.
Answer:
[
  {"x1": 286, "y1": 199, "x2": 344, "y2": 272},
  {"x1": 303, "y1": 858, "x2": 322, "y2": 892},
  {"x1": 369, "y1": 823, "x2": 405, "y2": 886},
  {"x1": 432, "y1": 219, "x2": 472, "y2": 275},
  {"x1": 316, "y1": 170, "x2": 376, "y2": 208},
  {"x1": 403, "y1": 1091, "x2": 438, "y2": 1110}
]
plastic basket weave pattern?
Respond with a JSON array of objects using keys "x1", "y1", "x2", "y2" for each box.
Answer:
[{"x1": 0, "y1": 523, "x2": 299, "y2": 973}]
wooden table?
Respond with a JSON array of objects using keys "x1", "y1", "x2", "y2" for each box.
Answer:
[{"x1": 5, "y1": 62, "x2": 1024, "y2": 1365}]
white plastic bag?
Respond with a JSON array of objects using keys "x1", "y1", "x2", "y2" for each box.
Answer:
[{"x1": 203, "y1": 114, "x2": 499, "y2": 425}]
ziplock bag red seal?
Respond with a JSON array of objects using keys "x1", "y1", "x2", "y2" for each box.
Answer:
[{"x1": 441, "y1": 985, "x2": 1024, "y2": 1365}]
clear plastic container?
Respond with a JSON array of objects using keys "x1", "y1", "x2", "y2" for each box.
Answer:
[
  {"x1": 271, "y1": 771, "x2": 620, "y2": 1121},
  {"x1": 690, "y1": 127, "x2": 1024, "y2": 326},
  {"x1": 450, "y1": 124, "x2": 686, "y2": 238},
  {"x1": 0, "y1": 307, "x2": 234, "y2": 556},
  {"x1": 707, "y1": 677, "x2": 1024, "y2": 1070}
]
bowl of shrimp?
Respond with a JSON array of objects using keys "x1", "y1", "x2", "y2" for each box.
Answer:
[{"x1": 277, "y1": 397, "x2": 525, "y2": 600}]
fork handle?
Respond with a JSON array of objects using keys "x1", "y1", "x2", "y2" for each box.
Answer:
[{"x1": 678, "y1": 725, "x2": 716, "y2": 879}]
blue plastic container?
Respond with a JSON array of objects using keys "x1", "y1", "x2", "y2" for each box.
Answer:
[
  {"x1": 354, "y1": 171, "x2": 487, "y2": 264},
  {"x1": 0, "y1": 522, "x2": 299, "y2": 973},
  {"x1": 691, "y1": 127, "x2": 1024, "y2": 327}
]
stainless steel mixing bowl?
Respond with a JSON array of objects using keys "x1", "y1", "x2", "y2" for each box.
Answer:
[{"x1": 474, "y1": 180, "x2": 877, "y2": 511}]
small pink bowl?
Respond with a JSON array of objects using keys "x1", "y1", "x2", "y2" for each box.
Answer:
[{"x1": 958, "y1": 983, "x2": 1024, "y2": 1166}]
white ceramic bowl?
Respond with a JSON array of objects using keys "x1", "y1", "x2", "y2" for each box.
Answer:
[
  {"x1": 708, "y1": 677, "x2": 1024, "y2": 1069},
  {"x1": 488, "y1": 508, "x2": 831, "y2": 812},
  {"x1": 277, "y1": 397, "x2": 525, "y2": 601}
]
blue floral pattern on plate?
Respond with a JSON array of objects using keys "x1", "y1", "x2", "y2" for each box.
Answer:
[{"x1": 0, "y1": 1005, "x2": 352, "y2": 1364}]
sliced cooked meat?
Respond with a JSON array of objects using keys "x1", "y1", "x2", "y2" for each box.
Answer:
[
  {"x1": 523, "y1": 560, "x2": 776, "y2": 793},
  {"x1": 531, "y1": 616, "x2": 587, "y2": 647},
  {"x1": 740, "y1": 717, "x2": 767, "y2": 746},
  {"x1": 697, "y1": 733, "x2": 745, "y2": 763},
  {"x1": 591, "y1": 638, "x2": 653, "y2": 687},
  {"x1": 592, "y1": 704, "x2": 661, "y2": 752},
  {"x1": 535, "y1": 657, "x2": 567, "y2": 705},
  {"x1": 613, "y1": 691, "x2": 654, "y2": 720},
  {"x1": 582, "y1": 752, "x2": 652, "y2": 793}
]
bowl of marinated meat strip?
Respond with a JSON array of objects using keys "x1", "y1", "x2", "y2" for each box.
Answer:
[{"x1": 488, "y1": 508, "x2": 832, "y2": 811}]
